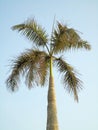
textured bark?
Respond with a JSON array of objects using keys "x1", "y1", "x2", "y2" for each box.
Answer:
[{"x1": 46, "y1": 76, "x2": 59, "y2": 130}]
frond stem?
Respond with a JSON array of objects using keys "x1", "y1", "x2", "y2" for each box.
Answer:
[
  {"x1": 50, "y1": 15, "x2": 56, "y2": 54},
  {"x1": 45, "y1": 44, "x2": 50, "y2": 54}
]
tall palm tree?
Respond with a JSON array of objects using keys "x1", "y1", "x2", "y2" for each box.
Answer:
[{"x1": 6, "y1": 18, "x2": 91, "y2": 130}]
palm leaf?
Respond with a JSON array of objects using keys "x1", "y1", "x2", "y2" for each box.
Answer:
[
  {"x1": 12, "y1": 19, "x2": 48, "y2": 47},
  {"x1": 6, "y1": 49, "x2": 49, "y2": 91},
  {"x1": 52, "y1": 22, "x2": 91, "y2": 54},
  {"x1": 54, "y1": 57, "x2": 82, "y2": 102},
  {"x1": 25, "y1": 52, "x2": 50, "y2": 87},
  {"x1": 65, "y1": 28, "x2": 91, "y2": 49}
]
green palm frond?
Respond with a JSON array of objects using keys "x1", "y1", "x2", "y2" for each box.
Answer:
[
  {"x1": 37, "y1": 55, "x2": 50, "y2": 86},
  {"x1": 52, "y1": 22, "x2": 91, "y2": 54},
  {"x1": 65, "y1": 28, "x2": 91, "y2": 49},
  {"x1": 12, "y1": 19, "x2": 48, "y2": 47},
  {"x1": 54, "y1": 57, "x2": 82, "y2": 102},
  {"x1": 51, "y1": 23, "x2": 69, "y2": 53},
  {"x1": 6, "y1": 49, "x2": 49, "y2": 91}
]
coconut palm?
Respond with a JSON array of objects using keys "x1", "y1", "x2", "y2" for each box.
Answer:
[{"x1": 6, "y1": 18, "x2": 91, "y2": 130}]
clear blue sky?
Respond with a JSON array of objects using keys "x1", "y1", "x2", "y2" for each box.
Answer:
[{"x1": 0, "y1": 0, "x2": 98, "y2": 130}]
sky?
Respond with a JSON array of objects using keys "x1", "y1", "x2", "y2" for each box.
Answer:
[{"x1": 0, "y1": 0, "x2": 98, "y2": 130}]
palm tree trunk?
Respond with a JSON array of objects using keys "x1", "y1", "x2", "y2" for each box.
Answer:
[{"x1": 46, "y1": 57, "x2": 59, "y2": 130}]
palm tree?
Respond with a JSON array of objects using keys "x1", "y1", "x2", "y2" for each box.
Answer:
[{"x1": 6, "y1": 18, "x2": 91, "y2": 130}]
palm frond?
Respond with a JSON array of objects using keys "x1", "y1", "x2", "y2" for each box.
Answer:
[
  {"x1": 51, "y1": 23, "x2": 69, "y2": 53},
  {"x1": 65, "y1": 28, "x2": 91, "y2": 50},
  {"x1": 25, "y1": 53, "x2": 50, "y2": 88},
  {"x1": 12, "y1": 19, "x2": 48, "y2": 47},
  {"x1": 52, "y1": 22, "x2": 91, "y2": 54},
  {"x1": 6, "y1": 49, "x2": 49, "y2": 91},
  {"x1": 54, "y1": 57, "x2": 82, "y2": 102},
  {"x1": 6, "y1": 50, "x2": 32, "y2": 91}
]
